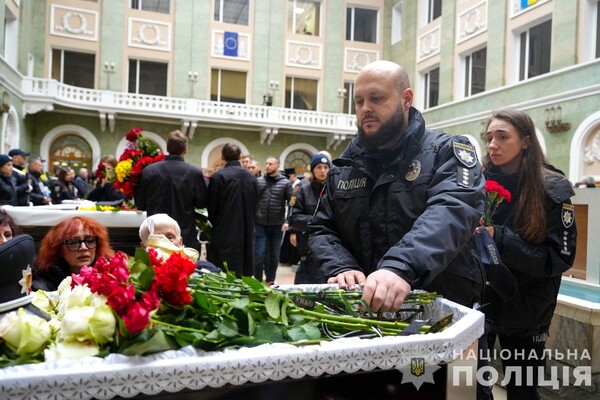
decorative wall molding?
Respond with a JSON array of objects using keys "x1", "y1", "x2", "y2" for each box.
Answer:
[
  {"x1": 50, "y1": 4, "x2": 98, "y2": 41},
  {"x1": 417, "y1": 26, "x2": 440, "y2": 62},
  {"x1": 457, "y1": 1, "x2": 487, "y2": 43},
  {"x1": 128, "y1": 18, "x2": 171, "y2": 52},
  {"x1": 286, "y1": 41, "x2": 321, "y2": 69},
  {"x1": 344, "y1": 48, "x2": 379, "y2": 73},
  {"x1": 584, "y1": 132, "x2": 600, "y2": 165}
]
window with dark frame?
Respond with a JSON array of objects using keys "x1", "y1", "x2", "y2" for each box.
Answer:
[
  {"x1": 214, "y1": 0, "x2": 249, "y2": 25},
  {"x1": 519, "y1": 19, "x2": 552, "y2": 80},
  {"x1": 210, "y1": 69, "x2": 247, "y2": 103},
  {"x1": 346, "y1": 6, "x2": 377, "y2": 43},
  {"x1": 51, "y1": 49, "x2": 95, "y2": 89},
  {"x1": 465, "y1": 47, "x2": 486, "y2": 97},
  {"x1": 128, "y1": 59, "x2": 168, "y2": 96},
  {"x1": 424, "y1": 67, "x2": 439, "y2": 109},
  {"x1": 130, "y1": 0, "x2": 170, "y2": 14}
]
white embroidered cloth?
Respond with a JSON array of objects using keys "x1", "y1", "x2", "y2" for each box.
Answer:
[{"x1": 0, "y1": 297, "x2": 483, "y2": 400}]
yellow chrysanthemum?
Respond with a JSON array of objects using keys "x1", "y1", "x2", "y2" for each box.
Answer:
[{"x1": 115, "y1": 159, "x2": 133, "y2": 183}]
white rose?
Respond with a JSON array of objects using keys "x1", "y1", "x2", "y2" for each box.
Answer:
[
  {"x1": 0, "y1": 308, "x2": 52, "y2": 355},
  {"x1": 59, "y1": 305, "x2": 115, "y2": 344},
  {"x1": 44, "y1": 341, "x2": 99, "y2": 362}
]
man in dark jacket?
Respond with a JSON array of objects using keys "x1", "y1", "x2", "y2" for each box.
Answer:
[
  {"x1": 309, "y1": 60, "x2": 486, "y2": 312},
  {"x1": 207, "y1": 143, "x2": 258, "y2": 276},
  {"x1": 254, "y1": 156, "x2": 292, "y2": 283},
  {"x1": 27, "y1": 156, "x2": 51, "y2": 205},
  {"x1": 8, "y1": 148, "x2": 31, "y2": 206},
  {"x1": 135, "y1": 130, "x2": 208, "y2": 251}
]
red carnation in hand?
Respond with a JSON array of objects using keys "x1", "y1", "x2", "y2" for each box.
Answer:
[{"x1": 483, "y1": 180, "x2": 512, "y2": 226}]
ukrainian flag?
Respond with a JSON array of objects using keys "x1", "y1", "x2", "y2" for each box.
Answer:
[{"x1": 521, "y1": 0, "x2": 538, "y2": 8}]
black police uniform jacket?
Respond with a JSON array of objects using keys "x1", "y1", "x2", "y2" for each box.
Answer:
[
  {"x1": 289, "y1": 178, "x2": 325, "y2": 257},
  {"x1": 308, "y1": 108, "x2": 486, "y2": 307},
  {"x1": 483, "y1": 169, "x2": 577, "y2": 336}
]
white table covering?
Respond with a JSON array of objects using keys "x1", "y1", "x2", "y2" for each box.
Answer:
[
  {"x1": 0, "y1": 298, "x2": 484, "y2": 400},
  {"x1": 1, "y1": 205, "x2": 147, "y2": 228}
]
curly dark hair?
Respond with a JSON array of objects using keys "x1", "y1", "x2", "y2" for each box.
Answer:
[
  {"x1": 0, "y1": 209, "x2": 21, "y2": 235},
  {"x1": 36, "y1": 216, "x2": 114, "y2": 271}
]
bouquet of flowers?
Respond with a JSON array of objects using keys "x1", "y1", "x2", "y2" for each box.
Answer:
[
  {"x1": 112, "y1": 128, "x2": 164, "y2": 200},
  {"x1": 0, "y1": 250, "x2": 445, "y2": 367},
  {"x1": 482, "y1": 180, "x2": 512, "y2": 226}
]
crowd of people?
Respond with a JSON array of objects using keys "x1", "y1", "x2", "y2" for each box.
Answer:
[{"x1": 0, "y1": 60, "x2": 583, "y2": 399}]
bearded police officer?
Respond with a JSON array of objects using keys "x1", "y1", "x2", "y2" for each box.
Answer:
[{"x1": 309, "y1": 61, "x2": 486, "y2": 312}]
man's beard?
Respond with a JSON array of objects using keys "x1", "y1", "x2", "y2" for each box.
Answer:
[{"x1": 357, "y1": 108, "x2": 404, "y2": 150}]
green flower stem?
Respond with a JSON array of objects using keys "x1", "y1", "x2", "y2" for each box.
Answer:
[
  {"x1": 151, "y1": 318, "x2": 209, "y2": 334},
  {"x1": 290, "y1": 308, "x2": 415, "y2": 331}
]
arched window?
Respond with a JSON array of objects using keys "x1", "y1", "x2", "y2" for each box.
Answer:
[
  {"x1": 49, "y1": 134, "x2": 93, "y2": 172},
  {"x1": 285, "y1": 149, "x2": 312, "y2": 174}
]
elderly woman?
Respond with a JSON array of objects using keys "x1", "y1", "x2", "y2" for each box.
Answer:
[
  {"x1": 32, "y1": 216, "x2": 115, "y2": 291},
  {"x1": 0, "y1": 208, "x2": 21, "y2": 244},
  {"x1": 139, "y1": 213, "x2": 219, "y2": 272},
  {"x1": 0, "y1": 154, "x2": 17, "y2": 206}
]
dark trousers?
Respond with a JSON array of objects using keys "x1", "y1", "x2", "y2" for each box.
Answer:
[
  {"x1": 254, "y1": 223, "x2": 284, "y2": 282},
  {"x1": 293, "y1": 256, "x2": 325, "y2": 284},
  {"x1": 487, "y1": 332, "x2": 547, "y2": 400}
]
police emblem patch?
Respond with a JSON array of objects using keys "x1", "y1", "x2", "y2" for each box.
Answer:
[
  {"x1": 405, "y1": 160, "x2": 421, "y2": 182},
  {"x1": 561, "y1": 204, "x2": 575, "y2": 228},
  {"x1": 411, "y1": 357, "x2": 425, "y2": 377},
  {"x1": 453, "y1": 142, "x2": 477, "y2": 168}
]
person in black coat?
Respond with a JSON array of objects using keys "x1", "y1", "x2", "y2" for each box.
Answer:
[
  {"x1": 0, "y1": 154, "x2": 17, "y2": 206},
  {"x1": 479, "y1": 108, "x2": 577, "y2": 399},
  {"x1": 206, "y1": 143, "x2": 258, "y2": 277},
  {"x1": 27, "y1": 156, "x2": 52, "y2": 205},
  {"x1": 134, "y1": 130, "x2": 208, "y2": 251},
  {"x1": 288, "y1": 154, "x2": 330, "y2": 284},
  {"x1": 8, "y1": 148, "x2": 31, "y2": 206},
  {"x1": 50, "y1": 166, "x2": 78, "y2": 204}
]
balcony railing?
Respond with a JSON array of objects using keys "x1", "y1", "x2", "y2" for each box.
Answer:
[{"x1": 20, "y1": 78, "x2": 357, "y2": 135}]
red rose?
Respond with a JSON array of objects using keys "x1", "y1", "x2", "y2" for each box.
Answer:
[
  {"x1": 122, "y1": 302, "x2": 152, "y2": 334},
  {"x1": 126, "y1": 128, "x2": 143, "y2": 142}
]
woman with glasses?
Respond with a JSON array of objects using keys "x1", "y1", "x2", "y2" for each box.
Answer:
[{"x1": 33, "y1": 216, "x2": 114, "y2": 291}]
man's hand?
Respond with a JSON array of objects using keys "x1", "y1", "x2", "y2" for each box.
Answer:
[
  {"x1": 362, "y1": 270, "x2": 411, "y2": 313},
  {"x1": 327, "y1": 270, "x2": 366, "y2": 291},
  {"x1": 289, "y1": 233, "x2": 297, "y2": 247}
]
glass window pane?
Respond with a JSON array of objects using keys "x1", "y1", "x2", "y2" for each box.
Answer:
[
  {"x1": 131, "y1": 60, "x2": 167, "y2": 96},
  {"x1": 132, "y1": 0, "x2": 170, "y2": 13},
  {"x1": 527, "y1": 19, "x2": 552, "y2": 78},
  {"x1": 128, "y1": 59, "x2": 138, "y2": 93},
  {"x1": 210, "y1": 69, "x2": 219, "y2": 101},
  {"x1": 51, "y1": 49, "x2": 61, "y2": 81},
  {"x1": 520, "y1": 31, "x2": 527, "y2": 80},
  {"x1": 427, "y1": 68, "x2": 439, "y2": 108},
  {"x1": 286, "y1": 77, "x2": 317, "y2": 110},
  {"x1": 289, "y1": 1, "x2": 320, "y2": 35},
  {"x1": 345, "y1": 8, "x2": 352, "y2": 40},
  {"x1": 220, "y1": 70, "x2": 247, "y2": 103},
  {"x1": 220, "y1": 0, "x2": 249, "y2": 25},
  {"x1": 63, "y1": 51, "x2": 95, "y2": 88},
  {"x1": 354, "y1": 8, "x2": 377, "y2": 43},
  {"x1": 471, "y1": 47, "x2": 486, "y2": 95}
]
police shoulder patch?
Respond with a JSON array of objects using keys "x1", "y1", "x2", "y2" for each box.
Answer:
[
  {"x1": 453, "y1": 141, "x2": 477, "y2": 168},
  {"x1": 561, "y1": 203, "x2": 575, "y2": 228}
]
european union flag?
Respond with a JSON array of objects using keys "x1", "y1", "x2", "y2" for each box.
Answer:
[{"x1": 224, "y1": 31, "x2": 238, "y2": 57}]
